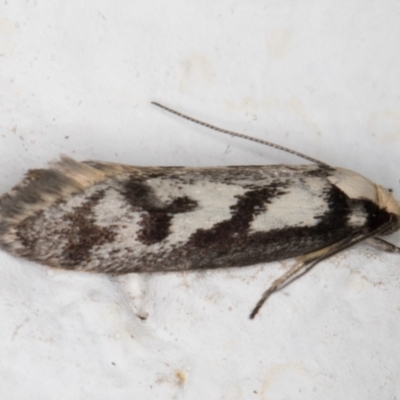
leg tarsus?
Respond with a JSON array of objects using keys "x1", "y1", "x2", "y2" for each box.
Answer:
[
  {"x1": 367, "y1": 237, "x2": 400, "y2": 253},
  {"x1": 249, "y1": 260, "x2": 306, "y2": 319}
]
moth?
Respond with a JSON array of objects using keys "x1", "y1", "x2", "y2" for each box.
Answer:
[{"x1": 0, "y1": 103, "x2": 399, "y2": 318}]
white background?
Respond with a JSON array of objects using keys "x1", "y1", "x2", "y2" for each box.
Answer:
[{"x1": 0, "y1": 1, "x2": 400, "y2": 399}]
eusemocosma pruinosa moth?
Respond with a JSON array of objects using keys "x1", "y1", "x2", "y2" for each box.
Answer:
[{"x1": 0, "y1": 102, "x2": 399, "y2": 318}]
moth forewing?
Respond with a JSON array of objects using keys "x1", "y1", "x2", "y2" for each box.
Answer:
[{"x1": 0, "y1": 103, "x2": 399, "y2": 319}]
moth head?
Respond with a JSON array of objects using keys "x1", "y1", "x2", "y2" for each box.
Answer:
[
  {"x1": 329, "y1": 168, "x2": 400, "y2": 234},
  {"x1": 375, "y1": 185, "x2": 400, "y2": 234},
  {"x1": 376, "y1": 185, "x2": 400, "y2": 217}
]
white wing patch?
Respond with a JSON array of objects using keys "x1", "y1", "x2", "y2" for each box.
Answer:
[{"x1": 250, "y1": 182, "x2": 329, "y2": 232}]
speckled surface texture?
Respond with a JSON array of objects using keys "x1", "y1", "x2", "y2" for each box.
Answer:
[{"x1": 0, "y1": 1, "x2": 399, "y2": 399}]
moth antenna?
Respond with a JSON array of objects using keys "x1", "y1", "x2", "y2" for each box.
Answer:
[{"x1": 152, "y1": 102, "x2": 329, "y2": 166}]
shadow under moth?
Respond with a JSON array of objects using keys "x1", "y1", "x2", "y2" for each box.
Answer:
[{"x1": 0, "y1": 103, "x2": 399, "y2": 318}]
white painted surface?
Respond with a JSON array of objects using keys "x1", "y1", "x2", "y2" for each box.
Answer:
[{"x1": 0, "y1": 1, "x2": 399, "y2": 399}]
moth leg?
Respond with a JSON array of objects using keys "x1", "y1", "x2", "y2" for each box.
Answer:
[
  {"x1": 367, "y1": 237, "x2": 400, "y2": 253},
  {"x1": 249, "y1": 246, "x2": 335, "y2": 319},
  {"x1": 250, "y1": 226, "x2": 398, "y2": 319},
  {"x1": 249, "y1": 259, "x2": 307, "y2": 319}
]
